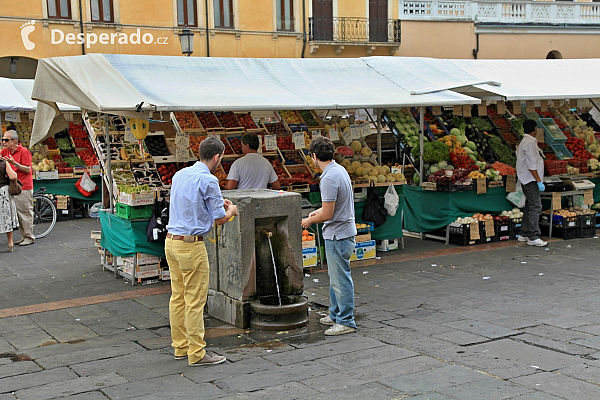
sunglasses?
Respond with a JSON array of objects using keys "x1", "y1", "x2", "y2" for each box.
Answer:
[{"x1": 2, "y1": 139, "x2": 12, "y2": 142}]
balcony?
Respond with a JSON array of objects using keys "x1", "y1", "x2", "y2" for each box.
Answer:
[
  {"x1": 399, "y1": 0, "x2": 600, "y2": 26},
  {"x1": 308, "y1": 17, "x2": 401, "y2": 55}
]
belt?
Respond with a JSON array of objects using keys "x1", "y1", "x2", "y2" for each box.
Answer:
[{"x1": 166, "y1": 233, "x2": 204, "y2": 242}]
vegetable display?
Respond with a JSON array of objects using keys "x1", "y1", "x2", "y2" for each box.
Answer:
[
  {"x1": 488, "y1": 136, "x2": 516, "y2": 166},
  {"x1": 62, "y1": 156, "x2": 86, "y2": 167},
  {"x1": 57, "y1": 138, "x2": 73, "y2": 152},
  {"x1": 491, "y1": 161, "x2": 516, "y2": 176},
  {"x1": 470, "y1": 117, "x2": 492, "y2": 132},
  {"x1": 412, "y1": 141, "x2": 450, "y2": 164},
  {"x1": 117, "y1": 184, "x2": 151, "y2": 194}
]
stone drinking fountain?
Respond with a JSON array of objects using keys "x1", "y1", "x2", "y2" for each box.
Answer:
[{"x1": 205, "y1": 189, "x2": 308, "y2": 330}]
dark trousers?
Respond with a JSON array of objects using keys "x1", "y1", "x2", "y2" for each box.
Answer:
[{"x1": 521, "y1": 181, "x2": 542, "y2": 240}]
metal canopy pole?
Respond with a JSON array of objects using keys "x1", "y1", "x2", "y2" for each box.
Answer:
[
  {"x1": 419, "y1": 106, "x2": 424, "y2": 185},
  {"x1": 376, "y1": 109, "x2": 382, "y2": 166},
  {"x1": 105, "y1": 114, "x2": 113, "y2": 211}
]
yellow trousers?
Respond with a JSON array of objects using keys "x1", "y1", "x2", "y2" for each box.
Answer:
[{"x1": 165, "y1": 237, "x2": 209, "y2": 364}]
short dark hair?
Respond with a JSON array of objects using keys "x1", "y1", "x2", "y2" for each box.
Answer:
[
  {"x1": 199, "y1": 136, "x2": 225, "y2": 162},
  {"x1": 523, "y1": 119, "x2": 537, "y2": 134},
  {"x1": 241, "y1": 133, "x2": 259, "y2": 150},
  {"x1": 309, "y1": 136, "x2": 335, "y2": 162}
]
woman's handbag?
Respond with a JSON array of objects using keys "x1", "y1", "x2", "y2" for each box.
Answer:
[{"x1": 9, "y1": 178, "x2": 22, "y2": 196}]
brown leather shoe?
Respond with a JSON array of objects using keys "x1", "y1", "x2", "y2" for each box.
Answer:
[{"x1": 189, "y1": 351, "x2": 226, "y2": 366}]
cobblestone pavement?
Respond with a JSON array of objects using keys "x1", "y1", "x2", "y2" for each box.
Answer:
[{"x1": 1, "y1": 218, "x2": 600, "y2": 399}]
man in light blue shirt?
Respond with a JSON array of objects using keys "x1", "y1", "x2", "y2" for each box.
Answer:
[
  {"x1": 302, "y1": 136, "x2": 357, "y2": 336},
  {"x1": 166, "y1": 136, "x2": 238, "y2": 366}
]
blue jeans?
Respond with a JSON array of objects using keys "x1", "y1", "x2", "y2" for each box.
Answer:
[
  {"x1": 521, "y1": 181, "x2": 542, "y2": 241},
  {"x1": 325, "y1": 237, "x2": 356, "y2": 329}
]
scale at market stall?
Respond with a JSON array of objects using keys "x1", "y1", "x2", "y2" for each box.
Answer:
[
  {"x1": 543, "y1": 176, "x2": 573, "y2": 192},
  {"x1": 565, "y1": 176, "x2": 596, "y2": 190}
]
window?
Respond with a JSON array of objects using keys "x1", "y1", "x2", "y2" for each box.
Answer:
[
  {"x1": 214, "y1": 0, "x2": 234, "y2": 28},
  {"x1": 178, "y1": 0, "x2": 197, "y2": 27},
  {"x1": 91, "y1": 0, "x2": 113, "y2": 23},
  {"x1": 276, "y1": 0, "x2": 294, "y2": 31},
  {"x1": 48, "y1": 0, "x2": 72, "y2": 19}
]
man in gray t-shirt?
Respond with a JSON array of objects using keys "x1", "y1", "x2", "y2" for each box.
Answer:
[
  {"x1": 302, "y1": 136, "x2": 357, "y2": 336},
  {"x1": 226, "y1": 133, "x2": 281, "y2": 190}
]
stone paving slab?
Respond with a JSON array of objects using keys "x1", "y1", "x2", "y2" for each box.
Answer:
[
  {"x1": 511, "y1": 371, "x2": 600, "y2": 400},
  {"x1": 2, "y1": 327, "x2": 57, "y2": 350},
  {"x1": 0, "y1": 315, "x2": 38, "y2": 334},
  {"x1": 516, "y1": 333, "x2": 593, "y2": 357},
  {"x1": 102, "y1": 374, "x2": 226, "y2": 400},
  {"x1": 58, "y1": 390, "x2": 110, "y2": 399},
  {"x1": 441, "y1": 320, "x2": 521, "y2": 340},
  {"x1": 0, "y1": 360, "x2": 40, "y2": 379},
  {"x1": 222, "y1": 381, "x2": 318, "y2": 400},
  {"x1": 15, "y1": 372, "x2": 128, "y2": 400},
  {"x1": 302, "y1": 382, "x2": 405, "y2": 400},
  {"x1": 0, "y1": 366, "x2": 78, "y2": 393},
  {"x1": 571, "y1": 336, "x2": 600, "y2": 350},
  {"x1": 437, "y1": 377, "x2": 534, "y2": 400},
  {"x1": 35, "y1": 341, "x2": 147, "y2": 369}
]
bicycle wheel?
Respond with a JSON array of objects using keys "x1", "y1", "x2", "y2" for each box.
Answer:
[{"x1": 33, "y1": 195, "x2": 57, "y2": 239}]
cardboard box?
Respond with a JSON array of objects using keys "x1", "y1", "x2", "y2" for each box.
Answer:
[
  {"x1": 355, "y1": 233, "x2": 372, "y2": 243},
  {"x1": 301, "y1": 233, "x2": 316, "y2": 248},
  {"x1": 122, "y1": 253, "x2": 161, "y2": 265},
  {"x1": 122, "y1": 263, "x2": 161, "y2": 278},
  {"x1": 90, "y1": 230, "x2": 102, "y2": 239},
  {"x1": 56, "y1": 195, "x2": 69, "y2": 210},
  {"x1": 161, "y1": 269, "x2": 171, "y2": 281},
  {"x1": 35, "y1": 170, "x2": 59, "y2": 180},
  {"x1": 350, "y1": 240, "x2": 376, "y2": 261},
  {"x1": 88, "y1": 165, "x2": 101, "y2": 176},
  {"x1": 302, "y1": 246, "x2": 318, "y2": 267},
  {"x1": 376, "y1": 238, "x2": 399, "y2": 252},
  {"x1": 117, "y1": 190, "x2": 156, "y2": 206}
]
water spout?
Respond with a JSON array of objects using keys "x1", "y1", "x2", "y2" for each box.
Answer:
[{"x1": 265, "y1": 236, "x2": 281, "y2": 306}]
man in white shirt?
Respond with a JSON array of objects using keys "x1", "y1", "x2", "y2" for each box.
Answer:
[
  {"x1": 226, "y1": 133, "x2": 281, "y2": 190},
  {"x1": 515, "y1": 119, "x2": 547, "y2": 247}
]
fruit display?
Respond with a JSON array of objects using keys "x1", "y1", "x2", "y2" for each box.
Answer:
[
  {"x1": 77, "y1": 149, "x2": 99, "y2": 166},
  {"x1": 189, "y1": 134, "x2": 206, "y2": 157},
  {"x1": 237, "y1": 113, "x2": 257, "y2": 129},
  {"x1": 158, "y1": 163, "x2": 180, "y2": 185},
  {"x1": 221, "y1": 160, "x2": 233, "y2": 174},
  {"x1": 43, "y1": 137, "x2": 58, "y2": 150},
  {"x1": 427, "y1": 168, "x2": 472, "y2": 186},
  {"x1": 228, "y1": 137, "x2": 243, "y2": 154},
  {"x1": 120, "y1": 144, "x2": 150, "y2": 160},
  {"x1": 111, "y1": 164, "x2": 135, "y2": 184},
  {"x1": 301, "y1": 229, "x2": 314, "y2": 242},
  {"x1": 217, "y1": 112, "x2": 241, "y2": 129},
  {"x1": 564, "y1": 135, "x2": 594, "y2": 161},
  {"x1": 279, "y1": 110, "x2": 302, "y2": 125},
  {"x1": 263, "y1": 122, "x2": 288, "y2": 135},
  {"x1": 306, "y1": 156, "x2": 322, "y2": 175},
  {"x1": 299, "y1": 110, "x2": 319, "y2": 127},
  {"x1": 468, "y1": 170, "x2": 485, "y2": 179},
  {"x1": 277, "y1": 136, "x2": 294, "y2": 150},
  {"x1": 196, "y1": 112, "x2": 221, "y2": 129},
  {"x1": 117, "y1": 184, "x2": 151, "y2": 194},
  {"x1": 214, "y1": 166, "x2": 228, "y2": 188},
  {"x1": 281, "y1": 150, "x2": 304, "y2": 165},
  {"x1": 323, "y1": 118, "x2": 351, "y2": 141},
  {"x1": 449, "y1": 152, "x2": 477, "y2": 171},
  {"x1": 270, "y1": 159, "x2": 289, "y2": 183},
  {"x1": 304, "y1": 131, "x2": 311, "y2": 148},
  {"x1": 69, "y1": 123, "x2": 91, "y2": 148},
  {"x1": 32, "y1": 157, "x2": 56, "y2": 172},
  {"x1": 221, "y1": 137, "x2": 234, "y2": 155},
  {"x1": 144, "y1": 135, "x2": 171, "y2": 157},
  {"x1": 385, "y1": 110, "x2": 421, "y2": 148},
  {"x1": 174, "y1": 112, "x2": 202, "y2": 130},
  {"x1": 132, "y1": 167, "x2": 162, "y2": 187}
]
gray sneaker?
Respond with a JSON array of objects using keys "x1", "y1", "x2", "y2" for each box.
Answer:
[
  {"x1": 189, "y1": 351, "x2": 226, "y2": 366},
  {"x1": 517, "y1": 236, "x2": 529, "y2": 242},
  {"x1": 174, "y1": 355, "x2": 187, "y2": 360},
  {"x1": 325, "y1": 323, "x2": 356, "y2": 336},
  {"x1": 319, "y1": 315, "x2": 334, "y2": 326},
  {"x1": 527, "y1": 238, "x2": 547, "y2": 247},
  {"x1": 18, "y1": 238, "x2": 34, "y2": 246}
]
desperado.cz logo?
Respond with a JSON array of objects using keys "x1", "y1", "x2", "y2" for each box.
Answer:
[{"x1": 20, "y1": 20, "x2": 168, "y2": 50}]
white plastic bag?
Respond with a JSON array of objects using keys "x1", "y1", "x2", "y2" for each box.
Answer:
[
  {"x1": 384, "y1": 183, "x2": 399, "y2": 217},
  {"x1": 506, "y1": 181, "x2": 526, "y2": 208},
  {"x1": 80, "y1": 172, "x2": 97, "y2": 192}
]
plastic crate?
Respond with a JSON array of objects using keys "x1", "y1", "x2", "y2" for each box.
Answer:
[
  {"x1": 306, "y1": 191, "x2": 321, "y2": 205},
  {"x1": 116, "y1": 203, "x2": 153, "y2": 220},
  {"x1": 495, "y1": 220, "x2": 511, "y2": 241},
  {"x1": 509, "y1": 218, "x2": 522, "y2": 240},
  {"x1": 437, "y1": 181, "x2": 474, "y2": 193},
  {"x1": 356, "y1": 222, "x2": 374, "y2": 233},
  {"x1": 580, "y1": 225, "x2": 596, "y2": 238},
  {"x1": 549, "y1": 143, "x2": 573, "y2": 160},
  {"x1": 541, "y1": 225, "x2": 579, "y2": 240},
  {"x1": 447, "y1": 222, "x2": 480, "y2": 246},
  {"x1": 578, "y1": 214, "x2": 596, "y2": 238},
  {"x1": 538, "y1": 118, "x2": 567, "y2": 145}
]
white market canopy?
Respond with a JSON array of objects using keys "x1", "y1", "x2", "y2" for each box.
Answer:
[
  {"x1": 0, "y1": 78, "x2": 80, "y2": 112},
  {"x1": 30, "y1": 54, "x2": 483, "y2": 146}
]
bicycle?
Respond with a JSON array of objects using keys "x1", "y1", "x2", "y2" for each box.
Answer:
[{"x1": 33, "y1": 187, "x2": 57, "y2": 239}]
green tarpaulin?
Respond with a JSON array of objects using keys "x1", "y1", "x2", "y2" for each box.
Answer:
[
  {"x1": 402, "y1": 185, "x2": 514, "y2": 232},
  {"x1": 34, "y1": 176, "x2": 102, "y2": 204},
  {"x1": 355, "y1": 198, "x2": 403, "y2": 240},
  {"x1": 99, "y1": 210, "x2": 165, "y2": 258}
]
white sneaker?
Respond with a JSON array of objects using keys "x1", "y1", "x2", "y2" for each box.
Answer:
[
  {"x1": 324, "y1": 323, "x2": 356, "y2": 336},
  {"x1": 527, "y1": 238, "x2": 547, "y2": 247},
  {"x1": 319, "y1": 315, "x2": 335, "y2": 326},
  {"x1": 517, "y1": 236, "x2": 529, "y2": 242}
]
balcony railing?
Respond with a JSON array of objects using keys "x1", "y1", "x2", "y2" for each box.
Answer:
[
  {"x1": 399, "y1": 0, "x2": 600, "y2": 24},
  {"x1": 309, "y1": 17, "x2": 401, "y2": 43}
]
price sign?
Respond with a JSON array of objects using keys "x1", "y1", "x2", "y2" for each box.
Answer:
[
  {"x1": 175, "y1": 132, "x2": 189, "y2": 148},
  {"x1": 526, "y1": 100, "x2": 535, "y2": 113},
  {"x1": 476, "y1": 178, "x2": 487, "y2": 194},
  {"x1": 505, "y1": 175, "x2": 516, "y2": 192},
  {"x1": 341, "y1": 129, "x2": 352, "y2": 145},
  {"x1": 552, "y1": 192, "x2": 561, "y2": 210},
  {"x1": 540, "y1": 100, "x2": 549, "y2": 112},
  {"x1": 584, "y1": 189, "x2": 594, "y2": 205},
  {"x1": 258, "y1": 135, "x2": 263, "y2": 153},
  {"x1": 265, "y1": 134, "x2": 277, "y2": 151},
  {"x1": 124, "y1": 125, "x2": 136, "y2": 143},
  {"x1": 453, "y1": 105, "x2": 462, "y2": 116},
  {"x1": 470, "y1": 222, "x2": 481, "y2": 240},
  {"x1": 312, "y1": 131, "x2": 322, "y2": 139},
  {"x1": 432, "y1": 106, "x2": 442, "y2": 115},
  {"x1": 293, "y1": 132, "x2": 305, "y2": 149},
  {"x1": 4, "y1": 112, "x2": 19, "y2": 123},
  {"x1": 349, "y1": 125, "x2": 361, "y2": 140},
  {"x1": 497, "y1": 101, "x2": 506, "y2": 114},
  {"x1": 478, "y1": 101, "x2": 487, "y2": 116},
  {"x1": 329, "y1": 128, "x2": 339, "y2": 141},
  {"x1": 462, "y1": 105, "x2": 472, "y2": 117},
  {"x1": 360, "y1": 122, "x2": 371, "y2": 138},
  {"x1": 175, "y1": 147, "x2": 188, "y2": 163},
  {"x1": 554, "y1": 99, "x2": 562, "y2": 109},
  {"x1": 485, "y1": 219, "x2": 495, "y2": 237}
]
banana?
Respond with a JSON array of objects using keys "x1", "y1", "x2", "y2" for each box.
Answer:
[
  {"x1": 134, "y1": 147, "x2": 141, "y2": 159},
  {"x1": 120, "y1": 147, "x2": 129, "y2": 160}
]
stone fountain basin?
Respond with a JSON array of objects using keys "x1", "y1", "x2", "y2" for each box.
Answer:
[{"x1": 250, "y1": 295, "x2": 309, "y2": 331}]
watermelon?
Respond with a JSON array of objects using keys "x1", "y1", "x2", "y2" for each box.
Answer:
[{"x1": 336, "y1": 146, "x2": 354, "y2": 157}]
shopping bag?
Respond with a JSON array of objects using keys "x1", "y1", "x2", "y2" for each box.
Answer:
[
  {"x1": 384, "y1": 183, "x2": 399, "y2": 217},
  {"x1": 75, "y1": 172, "x2": 98, "y2": 197},
  {"x1": 363, "y1": 181, "x2": 387, "y2": 227},
  {"x1": 506, "y1": 181, "x2": 526, "y2": 208}
]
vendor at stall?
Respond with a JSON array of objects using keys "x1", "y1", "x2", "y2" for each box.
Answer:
[{"x1": 225, "y1": 133, "x2": 281, "y2": 190}]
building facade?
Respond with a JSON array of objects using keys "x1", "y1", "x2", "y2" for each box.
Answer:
[{"x1": 1, "y1": 0, "x2": 600, "y2": 78}]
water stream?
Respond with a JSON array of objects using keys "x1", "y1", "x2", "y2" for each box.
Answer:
[{"x1": 266, "y1": 237, "x2": 282, "y2": 306}]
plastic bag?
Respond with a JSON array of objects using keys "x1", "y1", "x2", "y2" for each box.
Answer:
[
  {"x1": 384, "y1": 183, "x2": 399, "y2": 217},
  {"x1": 75, "y1": 172, "x2": 98, "y2": 197},
  {"x1": 363, "y1": 181, "x2": 387, "y2": 227},
  {"x1": 506, "y1": 181, "x2": 526, "y2": 208}
]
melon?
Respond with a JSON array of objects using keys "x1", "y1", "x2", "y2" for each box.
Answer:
[
  {"x1": 362, "y1": 167, "x2": 372, "y2": 176},
  {"x1": 355, "y1": 167, "x2": 364, "y2": 176},
  {"x1": 346, "y1": 166, "x2": 355, "y2": 174},
  {"x1": 341, "y1": 159, "x2": 351, "y2": 167},
  {"x1": 368, "y1": 175, "x2": 378, "y2": 182},
  {"x1": 377, "y1": 174, "x2": 386, "y2": 183},
  {"x1": 339, "y1": 119, "x2": 350, "y2": 129},
  {"x1": 382, "y1": 165, "x2": 391, "y2": 174},
  {"x1": 376, "y1": 166, "x2": 386, "y2": 175},
  {"x1": 324, "y1": 124, "x2": 332, "y2": 131},
  {"x1": 386, "y1": 174, "x2": 396, "y2": 182},
  {"x1": 450, "y1": 128, "x2": 461, "y2": 136},
  {"x1": 369, "y1": 168, "x2": 379, "y2": 177},
  {"x1": 350, "y1": 140, "x2": 363, "y2": 153},
  {"x1": 394, "y1": 173, "x2": 405, "y2": 182},
  {"x1": 360, "y1": 147, "x2": 373, "y2": 157},
  {"x1": 361, "y1": 162, "x2": 373, "y2": 168},
  {"x1": 351, "y1": 161, "x2": 361, "y2": 168}
]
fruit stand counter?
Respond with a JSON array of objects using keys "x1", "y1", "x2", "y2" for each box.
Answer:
[
  {"x1": 354, "y1": 198, "x2": 403, "y2": 240},
  {"x1": 99, "y1": 211, "x2": 165, "y2": 258},
  {"x1": 33, "y1": 176, "x2": 102, "y2": 204},
  {"x1": 402, "y1": 185, "x2": 514, "y2": 233}
]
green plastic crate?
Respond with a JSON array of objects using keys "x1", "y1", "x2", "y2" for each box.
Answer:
[
  {"x1": 116, "y1": 203, "x2": 153, "y2": 220},
  {"x1": 307, "y1": 191, "x2": 321, "y2": 204}
]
